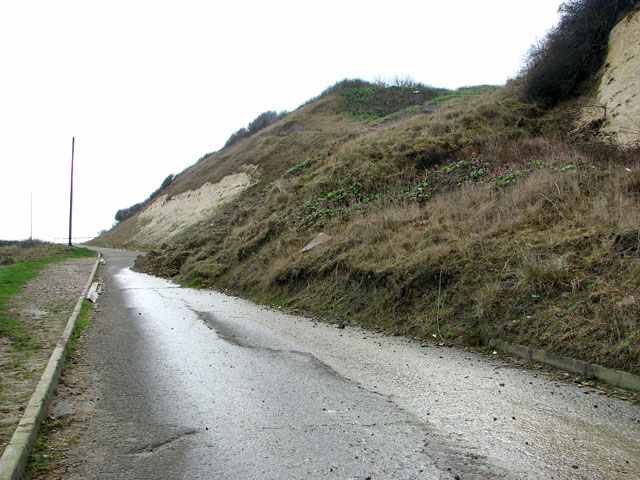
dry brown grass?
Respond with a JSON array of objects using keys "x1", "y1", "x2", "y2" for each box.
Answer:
[{"x1": 109, "y1": 83, "x2": 640, "y2": 374}]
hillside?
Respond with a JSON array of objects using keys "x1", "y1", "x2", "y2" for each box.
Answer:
[{"x1": 93, "y1": 5, "x2": 640, "y2": 376}]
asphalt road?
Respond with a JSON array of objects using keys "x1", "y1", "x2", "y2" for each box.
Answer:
[{"x1": 62, "y1": 247, "x2": 640, "y2": 479}]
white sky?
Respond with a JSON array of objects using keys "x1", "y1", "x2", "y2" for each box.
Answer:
[{"x1": 0, "y1": 0, "x2": 564, "y2": 243}]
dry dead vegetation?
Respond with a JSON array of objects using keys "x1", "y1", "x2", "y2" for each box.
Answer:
[
  {"x1": 96, "y1": 3, "x2": 640, "y2": 376},
  {"x1": 107, "y1": 80, "x2": 640, "y2": 375}
]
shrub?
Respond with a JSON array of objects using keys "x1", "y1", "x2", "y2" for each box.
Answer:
[
  {"x1": 223, "y1": 127, "x2": 250, "y2": 149},
  {"x1": 247, "y1": 111, "x2": 287, "y2": 135},
  {"x1": 318, "y1": 78, "x2": 375, "y2": 97},
  {"x1": 114, "y1": 173, "x2": 175, "y2": 223},
  {"x1": 223, "y1": 110, "x2": 288, "y2": 149},
  {"x1": 338, "y1": 84, "x2": 450, "y2": 119},
  {"x1": 521, "y1": 0, "x2": 638, "y2": 105}
]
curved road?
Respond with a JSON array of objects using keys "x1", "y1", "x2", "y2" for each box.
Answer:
[{"x1": 62, "y1": 247, "x2": 640, "y2": 479}]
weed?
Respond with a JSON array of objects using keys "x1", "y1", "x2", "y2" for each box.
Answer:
[
  {"x1": 474, "y1": 281, "x2": 502, "y2": 319},
  {"x1": 24, "y1": 418, "x2": 61, "y2": 478},
  {"x1": 67, "y1": 300, "x2": 94, "y2": 357}
]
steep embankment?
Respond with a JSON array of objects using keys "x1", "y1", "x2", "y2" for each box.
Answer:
[
  {"x1": 94, "y1": 8, "x2": 640, "y2": 376},
  {"x1": 97, "y1": 94, "x2": 371, "y2": 250}
]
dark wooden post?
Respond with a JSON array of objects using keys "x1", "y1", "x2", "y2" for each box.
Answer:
[{"x1": 69, "y1": 137, "x2": 75, "y2": 246}]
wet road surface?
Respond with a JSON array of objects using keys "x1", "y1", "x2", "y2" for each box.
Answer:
[{"x1": 66, "y1": 248, "x2": 640, "y2": 479}]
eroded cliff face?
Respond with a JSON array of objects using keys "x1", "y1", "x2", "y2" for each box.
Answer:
[
  {"x1": 131, "y1": 167, "x2": 257, "y2": 245},
  {"x1": 598, "y1": 9, "x2": 640, "y2": 146}
]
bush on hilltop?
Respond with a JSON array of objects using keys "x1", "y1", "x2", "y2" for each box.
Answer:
[{"x1": 521, "y1": 0, "x2": 638, "y2": 106}]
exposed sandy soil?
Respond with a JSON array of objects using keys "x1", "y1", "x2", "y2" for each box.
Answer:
[
  {"x1": 133, "y1": 166, "x2": 257, "y2": 245},
  {"x1": 600, "y1": 9, "x2": 640, "y2": 146},
  {"x1": 582, "y1": 9, "x2": 640, "y2": 146}
]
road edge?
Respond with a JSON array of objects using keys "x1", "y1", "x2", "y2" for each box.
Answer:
[
  {"x1": 489, "y1": 338, "x2": 640, "y2": 392},
  {"x1": 0, "y1": 253, "x2": 101, "y2": 480}
]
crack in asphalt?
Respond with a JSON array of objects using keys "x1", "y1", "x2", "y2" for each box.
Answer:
[{"x1": 128, "y1": 427, "x2": 201, "y2": 456}]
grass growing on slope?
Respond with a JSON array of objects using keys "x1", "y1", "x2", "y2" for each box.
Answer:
[
  {"x1": 424, "y1": 85, "x2": 498, "y2": 105},
  {"x1": 231, "y1": 150, "x2": 639, "y2": 374},
  {"x1": 338, "y1": 83, "x2": 449, "y2": 118},
  {"x1": 132, "y1": 83, "x2": 640, "y2": 375}
]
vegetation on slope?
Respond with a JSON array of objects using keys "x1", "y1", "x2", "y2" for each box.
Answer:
[
  {"x1": 223, "y1": 110, "x2": 289, "y2": 149},
  {"x1": 331, "y1": 79, "x2": 449, "y2": 118},
  {"x1": 521, "y1": 0, "x2": 638, "y2": 105},
  {"x1": 133, "y1": 85, "x2": 640, "y2": 374},
  {"x1": 103, "y1": 1, "x2": 640, "y2": 374},
  {"x1": 114, "y1": 173, "x2": 176, "y2": 223}
]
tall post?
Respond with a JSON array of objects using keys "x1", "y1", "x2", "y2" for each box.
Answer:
[
  {"x1": 69, "y1": 137, "x2": 75, "y2": 246},
  {"x1": 30, "y1": 191, "x2": 33, "y2": 241}
]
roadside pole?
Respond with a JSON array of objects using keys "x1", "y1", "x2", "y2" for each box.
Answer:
[{"x1": 68, "y1": 137, "x2": 75, "y2": 246}]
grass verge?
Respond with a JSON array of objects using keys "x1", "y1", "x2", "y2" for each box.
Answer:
[{"x1": 0, "y1": 241, "x2": 96, "y2": 451}]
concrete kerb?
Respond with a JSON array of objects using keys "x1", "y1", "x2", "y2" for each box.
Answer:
[
  {"x1": 0, "y1": 253, "x2": 101, "y2": 480},
  {"x1": 490, "y1": 338, "x2": 640, "y2": 393}
]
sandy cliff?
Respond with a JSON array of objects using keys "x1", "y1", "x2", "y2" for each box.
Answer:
[
  {"x1": 131, "y1": 168, "x2": 256, "y2": 245},
  {"x1": 597, "y1": 9, "x2": 640, "y2": 146}
]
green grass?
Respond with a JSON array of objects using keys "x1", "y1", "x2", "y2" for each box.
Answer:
[
  {"x1": 0, "y1": 242, "x2": 97, "y2": 453},
  {"x1": 424, "y1": 85, "x2": 497, "y2": 105},
  {"x1": 339, "y1": 85, "x2": 449, "y2": 118},
  {"x1": 0, "y1": 244, "x2": 95, "y2": 343}
]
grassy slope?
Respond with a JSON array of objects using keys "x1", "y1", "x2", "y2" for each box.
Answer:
[
  {"x1": 97, "y1": 94, "x2": 369, "y2": 249},
  {"x1": 97, "y1": 84, "x2": 640, "y2": 375}
]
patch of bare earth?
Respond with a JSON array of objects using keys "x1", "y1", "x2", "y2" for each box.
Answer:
[
  {"x1": 25, "y1": 334, "x2": 100, "y2": 479},
  {"x1": 133, "y1": 166, "x2": 258, "y2": 245},
  {"x1": 0, "y1": 258, "x2": 95, "y2": 451},
  {"x1": 581, "y1": 9, "x2": 640, "y2": 146}
]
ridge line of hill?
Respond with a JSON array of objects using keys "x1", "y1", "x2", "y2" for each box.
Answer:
[{"x1": 93, "y1": 4, "x2": 640, "y2": 379}]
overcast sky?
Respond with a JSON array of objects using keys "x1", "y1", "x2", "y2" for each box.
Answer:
[{"x1": 0, "y1": 0, "x2": 564, "y2": 243}]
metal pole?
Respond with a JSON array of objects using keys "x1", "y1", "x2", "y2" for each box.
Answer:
[
  {"x1": 30, "y1": 191, "x2": 33, "y2": 240},
  {"x1": 69, "y1": 137, "x2": 75, "y2": 246}
]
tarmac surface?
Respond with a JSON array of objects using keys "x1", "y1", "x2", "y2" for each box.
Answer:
[{"x1": 61, "y1": 247, "x2": 640, "y2": 479}]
